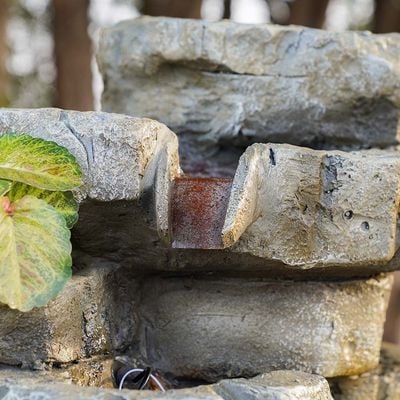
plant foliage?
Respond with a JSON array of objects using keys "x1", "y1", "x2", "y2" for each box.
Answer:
[
  {"x1": 0, "y1": 133, "x2": 82, "y2": 311},
  {"x1": 0, "y1": 179, "x2": 11, "y2": 196},
  {"x1": 0, "y1": 133, "x2": 81, "y2": 190}
]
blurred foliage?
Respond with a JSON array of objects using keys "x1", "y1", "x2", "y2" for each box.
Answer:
[{"x1": 4, "y1": 0, "x2": 54, "y2": 108}]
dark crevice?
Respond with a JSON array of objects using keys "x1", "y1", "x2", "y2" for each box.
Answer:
[{"x1": 269, "y1": 148, "x2": 276, "y2": 166}]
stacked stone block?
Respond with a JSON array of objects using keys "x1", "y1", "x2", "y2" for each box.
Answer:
[
  {"x1": 99, "y1": 16, "x2": 400, "y2": 176},
  {"x1": 0, "y1": 16, "x2": 399, "y2": 399},
  {"x1": 98, "y1": 17, "x2": 400, "y2": 399}
]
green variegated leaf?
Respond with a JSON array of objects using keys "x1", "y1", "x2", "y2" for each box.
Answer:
[
  {"x1": 0, "y1": 133, "x2": 82, "y2": 191},
  {"x1": 0, "y1": 179, "x2": 11, "y2": 196},
  {"x1": 0, "y1": 195, "x2": 72, "y2": 312},
  {"x1": 8, "y1": 182, "x2": 79, "y2": 228}
]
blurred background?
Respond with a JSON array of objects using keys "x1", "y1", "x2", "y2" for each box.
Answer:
[
  {"x1": 1, "y1": 0, "x2": 399, "y2": 112},
  {"x1": 0, "y1": 0, "x2": 399, "y2": 342}
]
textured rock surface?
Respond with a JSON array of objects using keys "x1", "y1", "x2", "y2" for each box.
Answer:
[
  {"x1": 63, "y1": 357, "x2": 114, "y2": 388},
  {"x1": 329, "y1": 342, "x2": 400, "y2": 399},
  {"x1": 72, "y1": 143, "x2": 400, "y2": 276},
  {"x1": 0, "y1": 367, "x2": 332, "y2": 399},
  {"x1": 0, "y1": 380, "x2": 222, "y2": 400},
  {"x1": 137, "y1": 274, "x2": 392, "y2": 380},
  {"x1": 223, "y1": 143, "x2": 400, "y2": 267},
  {"x1": 0, "y1": 264, "x2": 138, "y2": 367},
  {"x1": 2, "y1": 109, "x2": 400, "y2": 276},
  {"x1": 215, "y1": 371, "x2": 333, "y2": 399},
  {"x1": 73, "y1": 198, "x2": 400, "y2": 279},
  {"x1": 99, "y1": 17, "x2": 400, "y2": 175},
  {"x1": 0, "y1": 107, "x2": 180, "y2": 237}
]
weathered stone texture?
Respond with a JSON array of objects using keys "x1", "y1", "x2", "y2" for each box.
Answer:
[
  {"x1": 2, "y1": 109, "x2": 400, "y2": 277},
  {"x1": 0, "y1": 108, "x2": 180, "y2": 237},
  {"x1": 215, "y1": 371, "x2": 333, "y2": 400},
  {"x1": 0, "y1": 367, "x2": 332, "y2": 399},
  {"x1": 138, "y1": 274, "x2": 392, "y2": 380},
  {"x1": 57, "y1": 356, "x2": 114, "y2": 388},
  {"x1": 329, "y1": 342, "x2": 400, "y2": 399},
  {"x1": 67, "y1": 142, "x2": 400, "y2": 276},
  {"x1": 99, "y1": 17, "x2": 400, "y2": 175},
  {"x1": 223, "y1": 143, "x2": 400, "y2": 267},
  {"x1": 73, "y1": 196, "x2": 400, "y2": 279},
  {"x1": 0, "y1": 264, "x2": 138, "y2": 367},
  {"x1": 0, "y1": 381, "x2": 222, "y2": 400}
]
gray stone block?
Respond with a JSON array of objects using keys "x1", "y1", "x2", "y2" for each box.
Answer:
[
  {"x1": 99, "y1": 17, "x2": 400, "y2": 175},
  {"x1": 0, "y1": 367, "x2": 332, "y2": 399},
  {"x1": 0, "y1": 108, "x2": 180, "y2": 237},
  {"x1": 137, "y1": 274, "x2": 392, "y2": 380},
  {"x1": 223, "y1": 143, "x2": 400, "y2": 267},
  {"x1": 0, "y1": 380, "x2": 222, "y2": 400},
  {"x1": 215, "y1": 370, "x2": 333, "y2": 400},
  {"x1": 2, "y1": 108, "x2": 400, "y2": 277},
  {"x1": 0, "y1": 264, "x2": 138, "y2": 367}
]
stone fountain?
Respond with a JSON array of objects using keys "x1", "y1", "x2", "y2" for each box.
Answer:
[{"x1": 0, "y1": 17, "x2": 399, "y2": 399}]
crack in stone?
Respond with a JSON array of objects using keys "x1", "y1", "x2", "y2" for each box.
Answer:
[
  {"x1": 59, "y1": 111, "x2": 95, "y2": 166},
  {"x1": 169, "y1": 62, "x2": 308, "y2": 78}
]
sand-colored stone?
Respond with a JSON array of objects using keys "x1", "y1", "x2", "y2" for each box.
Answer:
[
  {"x1": 329, "y1": 342, "x2": 400, "y2": 399},
  {"x1": 222, "y1": 143, "x2": 400, "y2": 268},
  {"x1": 0, "y1": 20, "x2": 397, "y2": 400}
]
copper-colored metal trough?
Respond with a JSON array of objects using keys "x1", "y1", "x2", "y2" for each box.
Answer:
[{"x1": 171, "y1": 177, "x2": 232, "y2": 249}]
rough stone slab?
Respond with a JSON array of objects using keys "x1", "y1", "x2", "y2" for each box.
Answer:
[
  {"x1": 0, "y1": 107, "x2": 180, "y2": 236},
  {"x1": 73, "y1": 197, "x2": 400, "y2": 279},
  {"x1": 215, "y1": 371, "x2": 333, "y2": 400},
  {"x1": 137, "y1": 274, "x2": 392, "y2": 380},
  {"x1": 3, "y1": 109, "x2": 400, "y2": 276},
  {"x1": 0, "y1": 380, "x2": 222, "y2": 400},
  {"x1": 0, "y1": 264, "x2": 138, "y2": 367},
  {"x1": 222, "y1": 143, "x2": 400, "y2": 267},
  {"x1": 329, "y1": 342, "x2": 400, "y2": 400},
  {"x1": 73, "y1": 143, "x2": 400, "y2": 276},
  {"x1": 0, "y1": 367, "x2": 332, "y2": 399},
  {"x1": 99, "y1": 17, "x2": 400, "y2": 174}
]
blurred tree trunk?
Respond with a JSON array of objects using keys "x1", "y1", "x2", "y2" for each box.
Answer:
[
  {"x1": 288, "y1": 0, "x2": 329, "y2": 28},
  {"x1": 372, "y1": 0, "x2": 400, "y2": 33},
  {"x1": 0, "y1": 0, "x2": 10, "y2": 107},
  {"x1": 142, "y1": 0, "x2": 202, "y2": 18},
  {"x1": 52, "y1": 0, "x2": 93, "y2": 111},
  {"x1": 223, "y1": 0, "x2": 231, "y2": 19},
  {"x1": 371, "y1": 0, "x2": 400, "y2": 345}
]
